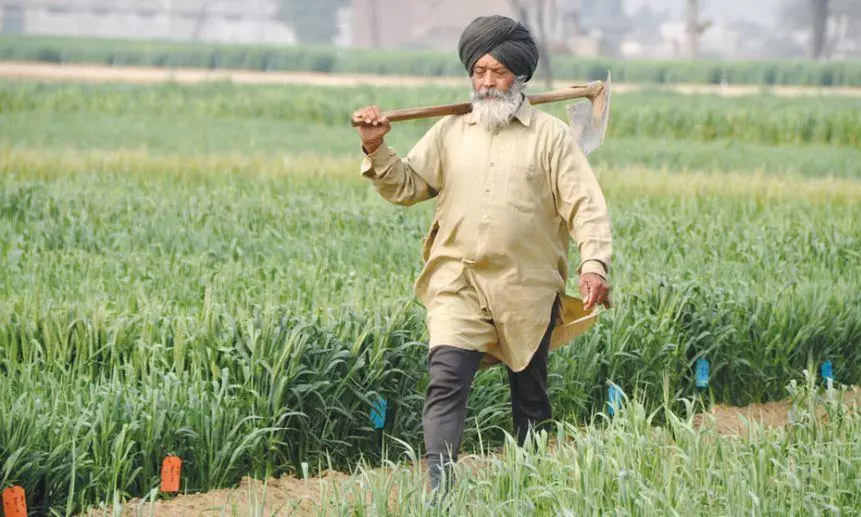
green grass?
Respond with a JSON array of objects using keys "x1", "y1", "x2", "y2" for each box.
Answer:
[
  {"x1": 4, "y1": 112, "x2": 860, "y2": 178},
  {"x1": 2, "y1": 81, "x2": 860, "y2": 179},
  {"x1": 3, "y1": 81, "x2": 859, "y2": 147},
  {"x1": 318, "y1": 379, "x2": 860, "y2": 516},
  {"x1": 97, "y1": 377, "x2": 861, "y2": 515},
  {"x1": 1, "y1": 149, "x2": 859, "y2": 514},
  {"x1": 1, "y1": 79, "x2": 859, "y2": 514}
]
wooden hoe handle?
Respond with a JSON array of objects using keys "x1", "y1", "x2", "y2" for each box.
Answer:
[{"x1": 350, "y1": 81, "x2": 605, "y2": 127}]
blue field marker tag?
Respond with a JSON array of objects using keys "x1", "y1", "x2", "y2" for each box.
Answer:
[
  {"x1": 370, "y1": 396, "x2": 387, "y2": 430},
  {"x1": 821, "y1": 360, "x2": 834, "y2": 389},
  {"x1": 608, "y1": 385, "x2": 623, "y2": 416},
  {"x1": 695, "y1": 358, "x2": 709, "y2": 388},
  {"x1": 820, "y1": 360, "x2": 833, "y2": 380}
]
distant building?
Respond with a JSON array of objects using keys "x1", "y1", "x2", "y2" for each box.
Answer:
[
  {"x1": 348, "y1": 0, "x2": 609, "y2": 56},
  {"x1": 577, "y1": 0, "x2": 627, "y2": 56},
  {"x1": 1, "y1": 0, "x2": 623, "y2": 57},
  {"x1": 4, "y1": 0, "x2": 821, "y2": 60},
  {"x1": 0, "y1": 0, "x2": 296, "y2": 43},
  {"x1": 349, "y1": 0, "x2": 513, "y2": 51}
]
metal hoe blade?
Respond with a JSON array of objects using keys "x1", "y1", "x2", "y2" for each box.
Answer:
[{"x1": 567, "y1": 71, "x2": 612, "y2": 155}]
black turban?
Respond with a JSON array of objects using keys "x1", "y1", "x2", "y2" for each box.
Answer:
[{"x1": 458, "y1": 15, "x2": 540, "y2": 82}]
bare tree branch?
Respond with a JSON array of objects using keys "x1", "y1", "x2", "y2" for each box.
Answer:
[
  {"x1": 191, "y1": 1, "x2": 213, "y2": 41},
  {"x1": 811, "y1": 0, "x2": 830, "y2": 59},
  {"x1": 779, "y1": 0, "x2": 861, "y2": 59},
  {"x1": 685, "y1": 0, "x2": 712, "y2": 59}
]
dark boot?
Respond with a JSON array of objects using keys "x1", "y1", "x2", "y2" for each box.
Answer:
[{"x1": 427, "y1": 453, "x2": 456, "y2": 503}]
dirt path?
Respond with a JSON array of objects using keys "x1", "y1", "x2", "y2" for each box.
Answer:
[
  {"x1": 86, "y1": 389, "x2": 858, "y2": 516},
  {"x1": 3, "y1": 61, "x2": 861, "y2": 97},
  {"x1": 692, "y1": 390, "x2": 860, "y2": 435},
  {"x1": 116, "y1": 471, "x2": 350, "y2": 517}
]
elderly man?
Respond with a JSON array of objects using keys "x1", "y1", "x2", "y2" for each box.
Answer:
[{"x1": 353, "y1": 15, "x2": 612, "y2": 495}]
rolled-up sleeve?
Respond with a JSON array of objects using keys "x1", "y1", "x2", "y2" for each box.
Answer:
[
  {"x1": 551, "y1": 130, "x2": 613, "y2": 279},
  {"x1": 360, "y1": 121, "x2": 444, "y2": 207}
]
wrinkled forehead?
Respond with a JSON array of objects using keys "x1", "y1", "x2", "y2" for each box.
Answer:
[{"x1": 473, "y1": 53, "x2": 509, "y2": 72}]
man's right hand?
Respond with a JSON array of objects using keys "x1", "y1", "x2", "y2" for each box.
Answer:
[{"x1": 352, "y1": 105, "x2": 391, "y2": 154}]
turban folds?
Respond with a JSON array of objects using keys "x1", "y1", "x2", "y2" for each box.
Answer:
[{"x1": 458, "y1": 15, "x2": 540, "y2": 82}]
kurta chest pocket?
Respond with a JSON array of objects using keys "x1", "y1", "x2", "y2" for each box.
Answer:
[{"x1": 506, "y1": 164, "x2": 546, "y2": 212}]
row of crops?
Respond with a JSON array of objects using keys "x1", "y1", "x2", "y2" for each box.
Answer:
[
  {"x1": 2, "y1": 81, "x2": 859, "y2": 147},
  {"x1": 0, "y1": 76, "x2": 859, "y2": 513},
  {"x1": 2, "y1": 35, "x2": 861, "y2": 86},
  {"x1": 2, "y1": 150, "x2": 859, "y2": 513}
]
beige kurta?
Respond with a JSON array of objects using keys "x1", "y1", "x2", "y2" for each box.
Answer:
[{"x1": 360, "y1": 97, "x2": 612, "y2": 372}]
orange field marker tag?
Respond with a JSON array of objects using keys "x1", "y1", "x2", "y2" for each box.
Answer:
[
  {"x1": 2, "y1": 485, "x2": 27, "y2": 517},
  {"x1": 161, "y1": 455, "x2": 183, "y2": 493}
]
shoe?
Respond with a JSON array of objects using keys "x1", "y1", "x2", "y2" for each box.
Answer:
[{"x1": 427, "y1": 454, "x2": 456, "y2": 505}]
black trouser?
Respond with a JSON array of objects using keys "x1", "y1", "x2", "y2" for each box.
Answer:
[{"x1": 422, "y1": 316, "x2": 554, "y2": 469}]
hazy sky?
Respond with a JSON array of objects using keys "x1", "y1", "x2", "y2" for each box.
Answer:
[{"x1": 624, "y1": 0, "x2": 782, "y2": 28}]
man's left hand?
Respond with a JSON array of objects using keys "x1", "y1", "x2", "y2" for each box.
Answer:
[{"x1": 580, "y1": 273, "x2": 611, "y2": 312}]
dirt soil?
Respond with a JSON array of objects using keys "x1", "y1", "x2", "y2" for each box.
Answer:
[
  {"x1": 693, "y1": 389, "x2": 859, "y2": 435},
  {"x1": 82, "y1": 389, "x2": 858, "y2": 516},
  {"x1": 113, "y1": 470, "x2": 350, "y2": 517},
  {"x1": 3, "y1": 61, "x2": 861, "y2": 97}
]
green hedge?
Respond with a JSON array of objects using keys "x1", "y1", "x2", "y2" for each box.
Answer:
[{"x1": 2, "y1": 36, "x2": 861, "y2": 86}]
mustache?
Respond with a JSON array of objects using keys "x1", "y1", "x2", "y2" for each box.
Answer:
[{"x1": 472, "y1": 87, "x2": 507, "y2": 101}]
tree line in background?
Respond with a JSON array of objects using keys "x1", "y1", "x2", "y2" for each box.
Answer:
[{"x1": 780, "y1": 0, "x2": 861, "y2": 60}]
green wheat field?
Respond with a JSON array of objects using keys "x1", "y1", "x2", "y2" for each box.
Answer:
[{"x1": 1, "y1": 78, "x2": 860, "y2": 515}]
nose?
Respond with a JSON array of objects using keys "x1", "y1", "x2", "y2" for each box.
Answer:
[{"x1": 480, "y1": 73, "x2": 495, "y2": 89}]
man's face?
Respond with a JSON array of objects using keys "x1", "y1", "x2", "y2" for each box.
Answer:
[
  {"x1": 469, "y1": 53, "x2": 524, "y2": 131},
  {"x1": 471, "y1": 53, "x2": 516, "y2": 93}
]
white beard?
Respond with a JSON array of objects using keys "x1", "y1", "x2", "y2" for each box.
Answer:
[{"x1": 470, "y1": 78, "x2": 526, "y2": 132}]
